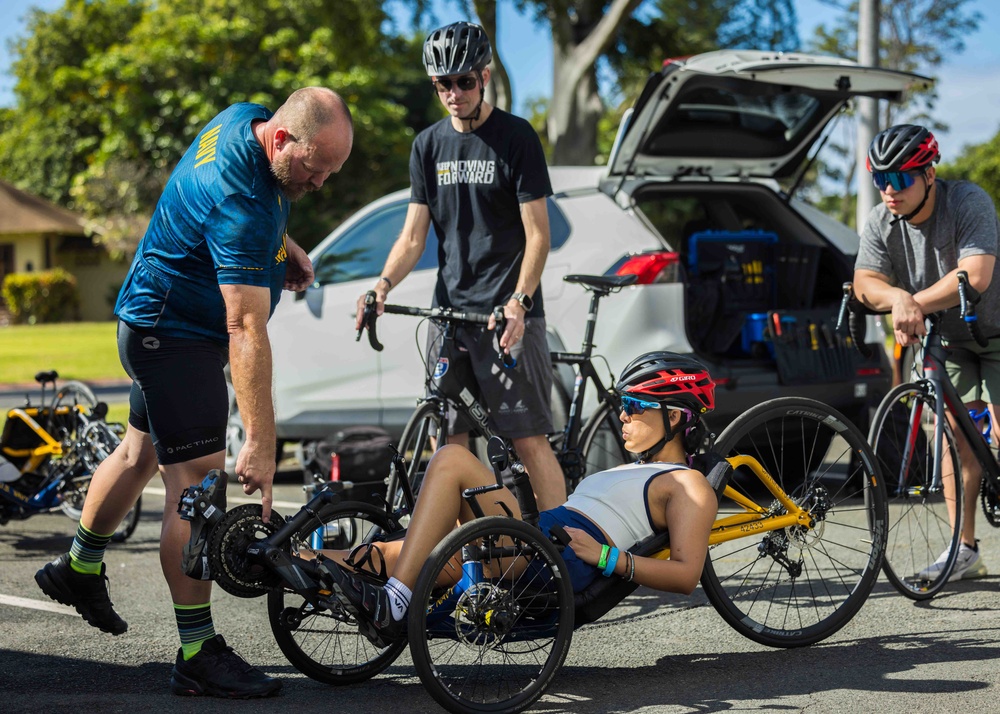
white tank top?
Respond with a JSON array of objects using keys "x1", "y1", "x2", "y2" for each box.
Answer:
[{"x1": 565, "y1": 462, "x2": 687, "y2": 549}]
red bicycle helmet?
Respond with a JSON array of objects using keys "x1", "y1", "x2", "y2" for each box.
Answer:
[
  {"x1": 866, "y1": 124, "x2": 940, "y2": 173},
  {"x1": 615, "y1": 351, "x2": 715, "y2": 415}
]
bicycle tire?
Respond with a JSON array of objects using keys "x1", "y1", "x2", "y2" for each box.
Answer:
[
  {"x1": 391, "y1": 400, "x2": 444, "y2": 514},
  {"x1": 46, "y1": 381, "x2": 99, "y2": 443},
  {"x1": 870, "y1": 383, "x2": 963, "y2": 600},
  {"x1": 700, "y1": 397, "x2": 887, "y2": 648},
  {"x1": 409, "y1": 516, "x2": 574, "y2": 714},
  {"x1": 570, "y1": 400, "x2": 628, "y2": 492},
  {"x1": 267, "y1": 501, "x2": 407, "y2": 685}
]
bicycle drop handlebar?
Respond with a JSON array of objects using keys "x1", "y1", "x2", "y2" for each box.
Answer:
[
  {"x1": 356, "y1": 291, "x2": 516, "y2": 368},
  {"x1": 836, "y1": 270, "x2": 987, "y2": 355}
]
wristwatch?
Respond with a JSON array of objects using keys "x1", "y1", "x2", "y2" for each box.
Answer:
[{"x1": 510, "y1": 292, "x2": 534, "y2": 312}]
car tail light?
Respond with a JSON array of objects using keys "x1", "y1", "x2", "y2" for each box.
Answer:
[
  {"x1": 329, "y1": 452, "x2": 341, "y2": 482},
  {"x1": 855, "y1": 367, "x2": 883, "y2": 377},
  {"x1": 609, "y1": 251, "x2": 680, "y2": 284}
]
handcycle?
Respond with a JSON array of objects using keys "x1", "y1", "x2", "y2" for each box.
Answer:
[
  {"x1": 0, "y1": 370, "x2": 140, "y2": 541},
  {"x1": 180, "y1": 394, "x2": 887, "y2": 713},
  {"x1": 357, "y1": 273, "x2": 636, "y2": 513},
  {"x1": 838, "y1": 272, "x2": 1000, "y2": 599}
]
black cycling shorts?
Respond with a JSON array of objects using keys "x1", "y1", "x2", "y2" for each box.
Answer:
[{"x1": 117, "y1": 321, "x2": 229, "y2": 465}]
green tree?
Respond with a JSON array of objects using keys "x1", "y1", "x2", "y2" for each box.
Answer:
[
  {"x1": 938, "y1": 132, "x2": 1000, "y2": 211},
  {"x1": 0, "y1": 0, "x2": 436, "y2": 253},
  {"x1": 805, "y1": 0, "x2": 981, "y2": 224}
]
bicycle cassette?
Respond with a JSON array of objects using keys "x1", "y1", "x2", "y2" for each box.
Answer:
[{"x1": 207, "y1": 504, "x2": 286, "y2": 598}]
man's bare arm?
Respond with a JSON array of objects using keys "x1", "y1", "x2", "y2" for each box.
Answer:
[{"x1": 221, "y1": 283, "x2": 275, "y2": 522}]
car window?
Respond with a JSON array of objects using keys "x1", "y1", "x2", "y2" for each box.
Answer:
[
  {"x1": 312, "y1": 201, "x2": 439, "y2": 286},
  {"x1": 548, "y1": 198, "x2": 571, "y2": 251},
  {"x1": 647, "y1": 80, "x2": 825, "y2": 158}
]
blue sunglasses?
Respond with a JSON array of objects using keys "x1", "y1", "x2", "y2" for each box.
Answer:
[
  {"x1": 620, "y1": 395, "x2": 662, "y2": 416},
  {"x1": 872, "y1": 170, "x2": 921, "y2": 192}
]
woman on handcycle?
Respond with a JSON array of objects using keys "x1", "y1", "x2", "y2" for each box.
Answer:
[{"x1": 317, "y1": 351, "x2": 720, "y2": 646}]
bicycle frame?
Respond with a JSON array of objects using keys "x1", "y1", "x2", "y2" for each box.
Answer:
[{"x1": 911, "y1": 317, "x2": 1000, "y2": 496}]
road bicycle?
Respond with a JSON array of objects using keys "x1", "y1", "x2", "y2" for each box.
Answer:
[
  {"x1": 0, "y1": 370, "x2": 140, "y2": 541},
  {"x1": 357, "y1": 273, "x2": 635, "y2": 513},
  {"x1": 838, "y1": 272, "x2": 1000, "y2": 599},
  {"x1": 181, "y1": 392, "x2": 887, "y2": 713}
]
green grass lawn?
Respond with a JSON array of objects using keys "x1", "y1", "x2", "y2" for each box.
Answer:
[{"x1": 0, "y1": 322, "x2": 127, "y2": 384}]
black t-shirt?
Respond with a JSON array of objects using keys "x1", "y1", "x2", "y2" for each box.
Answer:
[{"x1": 409, "y1": 109, "x2": 552, "y2": 317}]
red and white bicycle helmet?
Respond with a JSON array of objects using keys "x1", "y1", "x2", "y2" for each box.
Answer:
[{"x1": 615, "y1": 351, "x2": 715, "y2": 415}]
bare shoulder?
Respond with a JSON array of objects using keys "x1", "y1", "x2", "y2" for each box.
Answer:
[{"x1": 650, "y1": 466, "x2": 715, "y2": 501}]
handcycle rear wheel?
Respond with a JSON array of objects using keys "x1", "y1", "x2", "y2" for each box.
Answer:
[
  {"x1": 870, "y1": 383, "x2": 963, "y2": 600},
  {"x1": 409, "y1": 516, "x2": 574, "y2": 714},
  {"x1": 267, "y1": 501, "x2": 407, "y2": 684},
  {"x1": 701, "y1": 397, "x2": 888, "y2": 648}
]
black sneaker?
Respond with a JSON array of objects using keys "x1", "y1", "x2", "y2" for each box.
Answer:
[
  {"x1": 170, "y1": 634, "x2": 281, "y2": 698},
  {"x1": 35, "y1": 553, "x2": 128, "y2": 636},
  {"x1": 318, "y1": 559, "x2": 405, "y2": 647}
]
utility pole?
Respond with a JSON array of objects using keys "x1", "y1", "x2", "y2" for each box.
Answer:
[{"x1": 856, "y1": 0, "x2": 880, "y2": 231}]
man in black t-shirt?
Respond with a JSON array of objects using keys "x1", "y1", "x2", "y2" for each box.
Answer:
[{"x1": 356, "y1": 21, "x2": 566, "y2": 513}]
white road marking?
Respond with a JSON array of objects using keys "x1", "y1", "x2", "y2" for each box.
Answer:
[{"x1": 0, "y1": 594, "x2": 77, "y2": 616}]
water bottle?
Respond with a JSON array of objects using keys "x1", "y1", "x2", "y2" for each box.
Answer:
[{"x1": 969, "y1": 408, "x2": 997, "y2": 461}]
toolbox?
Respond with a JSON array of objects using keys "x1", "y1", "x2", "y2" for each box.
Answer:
[{"x1": 767, "y1": 309, "x2": 859, "y2": 385}]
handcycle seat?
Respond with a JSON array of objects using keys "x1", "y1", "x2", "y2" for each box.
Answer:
[
  {"x1": 563, "y1": 274, "x2": 638, "y2": 293},
  {"x1": 35, "y1": 371, "x2": 58, "y2": 384},
  {"x1": 572, "y1": 452, "x2": 731, "y2": 627}
]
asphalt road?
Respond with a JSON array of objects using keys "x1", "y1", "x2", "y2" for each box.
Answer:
[{"x1": 3, "y1": 471, "x2": 1000, "y2": 712}]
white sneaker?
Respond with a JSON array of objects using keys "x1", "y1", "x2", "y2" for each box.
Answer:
[{"x1": 918, "y1": 542, "x2": 988, "y2": 582}]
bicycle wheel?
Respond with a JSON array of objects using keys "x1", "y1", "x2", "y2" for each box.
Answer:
[
  {"x1": 409, "y1": 516, "x2": 574, "y2": 714},
  {"x1": 48, "y1": 381, "x2": 99, "y2": 437},
  {"x1": 392, "y1": 400, "x2": 443, "y2": 513},
  {"x1": 571, "y1": 401, "x2": 628, "y2": 491},
  {"x1": 870, "y1": 383, "x2": 963, "y2": 600},
  {"x1": 267, "y1": 501, "x2": 407, "y2": 685},
  {"x1": 701, "y1": 397, "x2": 887, "y2": 648}
]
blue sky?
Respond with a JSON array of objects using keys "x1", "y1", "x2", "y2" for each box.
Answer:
[{"x1": 2, "y1": 0, "x2": 1000, "y2": 152}]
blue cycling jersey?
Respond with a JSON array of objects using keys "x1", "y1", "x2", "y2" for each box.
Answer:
[{"x1": 115, "y1": 103, "x2": 290, "y2": 342}]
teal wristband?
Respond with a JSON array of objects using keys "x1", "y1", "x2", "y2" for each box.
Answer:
[
  {"x1": 597, "y1": 544, "x2": 610, "y2": 570},
  {"x1": 602, "y1": 547, "x2": 620, "y2": 577}
]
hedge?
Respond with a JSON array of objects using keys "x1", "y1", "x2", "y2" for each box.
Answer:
[{"x1": 1, "y1": 268, "x2": 81, "y2": 324}]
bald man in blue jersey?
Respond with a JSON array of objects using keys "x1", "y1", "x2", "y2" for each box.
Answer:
[{"x1": 36, "y1": 87, "x2": 353, "y2": 698}]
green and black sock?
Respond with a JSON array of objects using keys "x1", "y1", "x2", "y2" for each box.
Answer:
[
  {"x1": 68, "y1": 524, "x2": 113, "y2": 575},
  {"x1": 174, "y1": 603, "x2": 216, "y2": 660}
]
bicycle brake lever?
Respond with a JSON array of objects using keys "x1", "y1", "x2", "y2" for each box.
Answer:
[
  {"x1": 357, "y1": 290, "x2": 385, "y2": 352},
  {"x1": 492, "y1": 306, "x2": 516, "y2": 368}
]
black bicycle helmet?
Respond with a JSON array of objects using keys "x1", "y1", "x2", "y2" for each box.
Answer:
[
  {"x1": 615, "y1": 352, "x2": 715, "y2": 462},
  {"x1": 422, "y1": 21, "x2": 493, "y2": 77},
  {"x1": 866, "y1": 124, "x2": 940, "y2": 173}
]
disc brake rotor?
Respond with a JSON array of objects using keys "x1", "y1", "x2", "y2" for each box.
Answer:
[{"x1": 207, "y1": 504, "x2": 285, "y2": 598}]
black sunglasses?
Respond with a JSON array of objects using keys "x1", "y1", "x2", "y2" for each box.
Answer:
[{"x1": 432, "y1": 76, "x2": 478, "y2": 93}]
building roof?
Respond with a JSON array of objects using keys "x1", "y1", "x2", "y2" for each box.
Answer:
[{"x1": 0, "y1": 178, "x2": 86, "y2": 236}]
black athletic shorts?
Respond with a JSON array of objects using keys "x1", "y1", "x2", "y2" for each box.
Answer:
[{"x1": 117, "y1": 321, "x2": 229, "y2": 465}]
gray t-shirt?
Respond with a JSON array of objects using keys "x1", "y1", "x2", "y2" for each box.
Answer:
[{"x1": 856, "y1": 179, "x2": 1000, "y2": 340}]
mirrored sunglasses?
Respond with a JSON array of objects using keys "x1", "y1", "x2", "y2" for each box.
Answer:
[
  {"x1": 872, "y1": 170, "x2": 920, "y2": 192},
  {"x1": 620, "y1": 395, "x2": 662, "y2": 416},
  {"x1": 432, "y1": 76, "x2": 478, "y2": 93}
]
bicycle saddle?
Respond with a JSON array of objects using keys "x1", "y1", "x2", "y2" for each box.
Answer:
[{"x1": 563, "y1": 274, "x2": 638, "y2": 292}]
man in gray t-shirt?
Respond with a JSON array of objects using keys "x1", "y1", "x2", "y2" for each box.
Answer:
[{"x1": 855, "y1": 124, "x2": 1000, "y2": 582}]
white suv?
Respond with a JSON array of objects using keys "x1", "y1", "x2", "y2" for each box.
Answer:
[{"x1": 228, "y1": 50, "x2": 931, "y2": 469}]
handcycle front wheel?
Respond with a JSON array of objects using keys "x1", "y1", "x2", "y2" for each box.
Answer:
[
  {"x1": 701, "y1": 397, "x2": 888, "y2": 648},
  {"x1": 267, "y1": 501, "x2": 407, "y2": 685},
  {"x1": 409, "y1": 516, "x2": 574, "y2": 714},
  {"x1": 870, "y1": 383, "x2": 963, "y2": 600}
]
